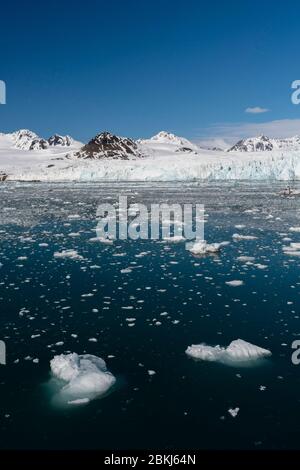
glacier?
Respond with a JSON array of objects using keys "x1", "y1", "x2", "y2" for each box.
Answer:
[{"x1": 1, "y1": 129, "x2": 300, "y2": 181}]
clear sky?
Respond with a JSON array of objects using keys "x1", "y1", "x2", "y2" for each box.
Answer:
[{"x1": 1, "y1": 0, "x2": 300, "y2": 144}]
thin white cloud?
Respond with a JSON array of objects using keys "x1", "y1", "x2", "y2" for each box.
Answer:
[
  {"x1": 245, "y1": 106, "x2": 269, "y2": 114},
  {"x1": 196, "y1": 119, "x2": 300, "y2": 146}
]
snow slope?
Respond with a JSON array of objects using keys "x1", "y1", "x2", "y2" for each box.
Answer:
[
  {"x1": 0, "y1": 130, "x2": 82, "y2": 180},
  {"x1": 138, "y1": 131, "x2": 199, "y2": 154},
  {"x1": 1, "y1": 129, "x2": 300, "y2": 181}
]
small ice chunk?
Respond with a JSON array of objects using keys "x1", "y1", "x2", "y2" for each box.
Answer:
[
  {"x1": 283, "y1": 242, "x2": 300, "y2": 256},
  {"x1": 237, "y1": 256, "x2": 255, "y2": 262},
  {"x1": 54, "y1": 250, "x2": 83, "y2": 260},
  {"x1": 228, "y1": 407, "x2": 239, "y2": 418},
  {"x1": 120, "y1": 268, "x2": 132, "y2": 274},
  {"x1": 232, "y1": 234, "x2": 257, "y2": 240},
  {"x1": 225, "y1": 280, "x2": 244, "y2": 287},
  {"x1": 188, "y1": 240, "x2": 229, "y2": 255},
  {"x1": 89, "y1": 237, "x2": 113, "y2": 245}
]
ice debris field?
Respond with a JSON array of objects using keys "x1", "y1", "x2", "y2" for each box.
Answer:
[{"x1": 0, "y1": 181, "x2": 300, "y2": 448}]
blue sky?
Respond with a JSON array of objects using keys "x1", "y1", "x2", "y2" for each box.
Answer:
[{"x1": 1, "y1": 0, "x2": 300, "y2": 143}]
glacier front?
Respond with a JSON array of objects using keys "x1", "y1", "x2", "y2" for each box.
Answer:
[{"x1": 2, "y1": 129, "x2": 300, "y2": 181}]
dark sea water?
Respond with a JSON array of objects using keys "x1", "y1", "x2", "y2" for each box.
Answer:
[{"x1": 0, "y1": 181, "x2": 300, "y2": 449}]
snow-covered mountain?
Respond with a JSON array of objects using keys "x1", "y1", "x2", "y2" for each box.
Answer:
[
  {"x1": 2, "y1": 128, "x2": 300, "y2": 181},
  {"x1": 0, "y1": 129, "x2": 81, "y2": 151},
  {"x1": 139, "y1": 131, "x2": 198, "y2": 153},
  {"x1": 11, "y1": 129, "x2": 40, "y2": 150},
  {"x1": 74, "y1": 131, "x2": 143, "y2": 160},
  {"x1": 229, "y1": 134, "x2": 300, "y2": 152}
]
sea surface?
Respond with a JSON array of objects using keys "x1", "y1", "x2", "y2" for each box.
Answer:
[{"x1": 0, "y1": 181, "x2": 300, "y2": 449}]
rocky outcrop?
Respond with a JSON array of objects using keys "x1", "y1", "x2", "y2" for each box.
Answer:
[
  {"x1": 229, "y1": 135, "x2": 273, "y2": 152},
  {"x1": 48, "y1": 134, "x2": 73, "y2": 147},
  {"x1": 74, "y1": 131, "x2": 143, "y2": 160},
  {"x1": 0, "y1": 172, "x2": 8, "y2": 181}
]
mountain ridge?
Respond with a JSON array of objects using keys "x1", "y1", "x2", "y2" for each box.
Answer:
[{"x1": 2, "y1": 128, "x2": 300, "y2": 182}]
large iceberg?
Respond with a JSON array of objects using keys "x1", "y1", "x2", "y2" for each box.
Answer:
[
  {"x1": 185, "y1": 339, "x2": 271, "y2": 366},
  {"x1": 50, "y1": 353, "x2": 116, "y2": 405}
]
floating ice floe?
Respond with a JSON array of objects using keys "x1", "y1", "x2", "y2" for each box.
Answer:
[
  {"x1": 187, "y1": 240, "x2": 229, "y2": 255},
  {"x1": 163, "y1": 235, "x2": 186, "y2": 243},
  {"x1": 289, "y1": 227, "x2": 300, "y2": 233},
  {"x1": 120, "y1": 268, "x2": 132, "y2": 274},
  {"x1": 237, "y1": 256, "x2": 255, "y2": 263},
  {"x1": 185, "y1": 339, "x2": 271, "y2": 366},
  {"x1": 232, "y1": 233, "x2": 258, "y2": 240},
  {"x1": 89, "y1": 237, "x2": 114, "y2": 245},
  {"x1": 228, "y1": 407, "x2": 240, "y2": 418},
  {"x1": 50, "y1": 353, "x2": 116, "y2": 405},
  {"x1": 53, "y1": 249, "x2": 83, "y2": 260},
  {"x1": 283, "y1": 242, "x2": 300, "y2": 256},
  {"x1": 255, "y1": 263, "x2": 268, "y2": 269},
  {"x1": 225, "y1": 280, "x2": 244, "y2": 287}
]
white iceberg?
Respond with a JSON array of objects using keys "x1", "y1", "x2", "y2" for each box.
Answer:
[
  {"x1": 232, "y1": 233, "x2": 258, "y2": 241},
  {"x1": 53, "y1": 249, "x2": 83, "y2": 260},
  {"x1": 225, "y1": 280, "x2": 244, "y2": 287},
  {"x1": 188, "y1": 240, "x2": 229, "y2": 255},
  {"x1": 283, "y1": 242, "x2": 300, "y2": 256},
  {"x1": 228, "y1": 407, "x2": 240, "y2": 418},
  {"x1": 185, "y1": 339, "x2": 271, "y2": 366},
  {"x1": 50, "y1": 353, "x2": 116, "y2": 405}
]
